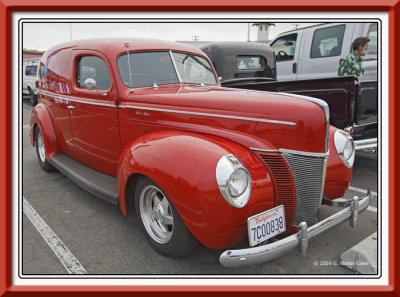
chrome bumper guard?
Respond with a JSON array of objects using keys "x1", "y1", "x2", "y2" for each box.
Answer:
[
  {"x1": 354, "y1": 138, "x2": 377, "y2": 151},
  {"x1": 219, "y1": 189, "x2": 371, "y2": 268}
]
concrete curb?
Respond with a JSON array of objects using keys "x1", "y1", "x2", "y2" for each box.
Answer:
[{"x1": 340, "y1": 231, "x2": 378, "y2": 274}]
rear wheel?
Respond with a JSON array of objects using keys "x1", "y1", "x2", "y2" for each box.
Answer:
[
  {"x1": 29, "y1": 88, "x2": 38, "y2": 106},
  {"x1": 135, "y1": 177, "x2": 197, "y2": 258},
  {"x1": 35, "y1": 126, "x2": 55, "y2": 172}
]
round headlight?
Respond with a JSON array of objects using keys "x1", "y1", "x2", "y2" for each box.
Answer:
[
  {"x1": 334, "y1": 130, "x2": 355, "y2": 168},
  {"x1": 228, "y1": 168, "x2": 249, "y2": 197},
  {"x1": 216, "y1": 154, "x2": 252, "y2": 208}
]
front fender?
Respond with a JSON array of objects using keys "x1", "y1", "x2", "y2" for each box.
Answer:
[
  {"x1": 324, "y1": 126, "x2": 353, "y2": 199},
  {"x1": 30, "y1": 103, "x2": 61, "y2": 161},
  {"x1": 117, "y1": 131, "x2": 274, "y2": 249}
]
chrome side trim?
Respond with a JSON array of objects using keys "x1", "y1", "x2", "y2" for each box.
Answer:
[
  {"x1": 40, "y1": 91, "x2": 296, "y2": 126},
  {"x1": 219, "y1": 190, "x2": 371, "y2": 268},
  {"x1": 39, "y1": 90, "x2": 116, "y2": 108},
  {"x1": 119, "y1": 104, "x2": 297, "y2": 126}
]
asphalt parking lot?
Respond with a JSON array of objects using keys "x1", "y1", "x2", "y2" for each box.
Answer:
[{"x1": 20, "y1": 98, "x2": 379, "y2": 276}]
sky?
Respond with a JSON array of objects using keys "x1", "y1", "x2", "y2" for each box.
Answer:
[{"x1": 23, "y1": 22, "x2": 318, "y2": 52}]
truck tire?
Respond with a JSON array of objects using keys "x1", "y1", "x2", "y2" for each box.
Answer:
[
  {"x1": 29, "y1": 89, "x2": 38, "y2": 106},
  {"x1": 135, "y1": 176, "x2": 198, "y2": 258},
  {"x1": 35, "y1": 126, "x2": 55, "y2": 172}
]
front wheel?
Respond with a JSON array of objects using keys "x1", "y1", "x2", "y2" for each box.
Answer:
[
  {"x1": 135, "y1": 177, "x2": 197, "y2": 258},
  {"x1": 35, "y1": 126, "x2": 55, "y2": 172}
]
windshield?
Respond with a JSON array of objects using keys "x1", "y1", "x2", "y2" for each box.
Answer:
[{"x1": 117, "y1": 51, "x2": 217, "y2": 88}]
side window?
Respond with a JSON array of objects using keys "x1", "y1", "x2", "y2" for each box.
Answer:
[
  {"x1": 25, "y1": 65, "x2": 38, "y2": 76},
  {"x1": 367, "y1": 23, "x2": 378, "y2": 55},
  {"x1": 310, "y1": 25, "x2": 346, "y2": 58},
  {"x1": 77, "y1": 56, "x2": 111, "y2": 90},
  {"x1": 270, "y1": 33, "x2": 298, "y2": 62}
]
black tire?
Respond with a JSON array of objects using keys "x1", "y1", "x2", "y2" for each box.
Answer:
[
  {"x1": 134, "y1": 177, "x2": 197, "y2": 258},
  {"x1": 29, "y1": 88, "x2": 38, "y2": 106},
  {"x1": 35, "y1": 126, "x2": 55, "y2": 172}
]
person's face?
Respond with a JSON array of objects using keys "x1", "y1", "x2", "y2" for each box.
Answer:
[{"x1": 360, "y1": 42, "x2": 369, "y2": 56}]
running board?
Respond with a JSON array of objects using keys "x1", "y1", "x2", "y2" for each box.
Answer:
[{"x1": 50, "y1": 154, "x2": 119, "y2": 205}]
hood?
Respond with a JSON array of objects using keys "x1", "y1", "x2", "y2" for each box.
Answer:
[{"x1": 124, "y1": 85, "x2": 328, "y2": 153}]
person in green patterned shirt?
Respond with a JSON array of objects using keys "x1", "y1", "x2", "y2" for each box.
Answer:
[{"x1": 338, "y1": 36, "x2": 370, "y2": 76}]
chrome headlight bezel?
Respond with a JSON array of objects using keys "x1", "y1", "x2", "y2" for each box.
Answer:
[
  {"x1": 334, "y1": 130, "x2": 355, "y2": 168},
  {"x1": 216, "y1": 154, "x2": 252, "y2": 208}
]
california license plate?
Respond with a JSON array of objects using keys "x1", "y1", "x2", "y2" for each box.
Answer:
[{"x1": 247, "y1": 205, "x2": 286, "y2": 247}]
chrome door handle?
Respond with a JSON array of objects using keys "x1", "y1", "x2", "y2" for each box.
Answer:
[{"x1": 67, "y1": 105, "x2": 75, "y2": 109}]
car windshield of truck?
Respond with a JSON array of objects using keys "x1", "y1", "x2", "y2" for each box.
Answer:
[{"x1": 117, "y1": 51, "x2": 217, "y2": 88}]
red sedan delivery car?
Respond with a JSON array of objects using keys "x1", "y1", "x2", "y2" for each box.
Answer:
[{"x1": 30, "y1": 38, "x2": 370, "y2": 267}]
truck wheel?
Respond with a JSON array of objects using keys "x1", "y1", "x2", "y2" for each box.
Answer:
[
  {"x1": 35, "y1": 126, "x2": 55, "y2": 172},
  {"x1": 29, "y1": 89, "x2": 38, "y2": 106},
  {"x1": 135, "y1": 177, "x2": 197, "y2": 258}
]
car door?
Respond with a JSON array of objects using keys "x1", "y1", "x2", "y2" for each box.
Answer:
[
  {"x1": 270, "y1": 31, "x2": 303, "y2": 81},
  {"x1": 69, "y1": 50, "x2": 121, "y2": 176},
  {"x1": 298, "y1": 23, "x2": 355, "y2": 79}
]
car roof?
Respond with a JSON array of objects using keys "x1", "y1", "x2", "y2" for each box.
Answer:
[{"x1": 43, "y1": 38, "x2": 207, "y2": 59}]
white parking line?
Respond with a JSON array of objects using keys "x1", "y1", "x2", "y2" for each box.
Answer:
[
  {"x1": 23, "y1": 197, "x2": 88, "y2": 274},
  {"x1": 348, "y1": 186, "x2": 378, "y2": 197}
]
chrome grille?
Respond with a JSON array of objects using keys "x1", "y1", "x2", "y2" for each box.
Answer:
[
  {"x1": 282, "y1": 152, "x2": 326, "y2": 226},
  {"x1": 255, "y1": 153, "x2": 296, "y2": 230}
]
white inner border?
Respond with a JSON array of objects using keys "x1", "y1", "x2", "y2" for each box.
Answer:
[{"x1": 12, "y1": 11, "x2": 389, "y2": 287}]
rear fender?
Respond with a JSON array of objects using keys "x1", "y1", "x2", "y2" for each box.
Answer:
[
  {"x1": 30, "y1": 103, "x2": 61, "y2": 161},
  {"x1": 117, "y1": 131, "x2": 274, "y2": 249}
]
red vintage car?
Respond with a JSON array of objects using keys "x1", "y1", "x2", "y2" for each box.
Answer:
[{"x1": 30, "y1": 38, "x2": 370, "y2": 267}]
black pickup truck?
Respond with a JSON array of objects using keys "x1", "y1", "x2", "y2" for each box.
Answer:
[{"x1": 201, "y1": 42, "x2": 378, "y2": 151}]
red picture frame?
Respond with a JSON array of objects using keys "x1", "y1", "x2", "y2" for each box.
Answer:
[{"x1": 1, "y1": 1, "x2": 399, "y2": 295}]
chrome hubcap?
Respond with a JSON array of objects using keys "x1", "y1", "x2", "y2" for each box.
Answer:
[
  {"x1": 37, "y1": 130, "x2": 46, "y2": 162},
  {"x1": 139, "y1": 185, "x2": 174, "y2": 244}
]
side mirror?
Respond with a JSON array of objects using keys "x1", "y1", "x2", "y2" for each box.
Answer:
[{"x1": 83, "y1": 78, "x2": 96, "y2": 90}]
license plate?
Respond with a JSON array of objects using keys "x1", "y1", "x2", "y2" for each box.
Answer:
[{"x1": 247, "y1": 205, "x2": 286, "y2": 246}]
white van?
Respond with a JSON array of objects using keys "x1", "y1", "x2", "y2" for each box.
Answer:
[
  {"x1": 269, "y1": 23, "x2": 378, "y2": 81},
  {"x1": 23, "y1": 58, "x2": 41, "y2": 105}
]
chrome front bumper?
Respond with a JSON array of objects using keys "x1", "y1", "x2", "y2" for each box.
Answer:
[{"x1": 219, "y1": 190, "x2": 371, "y2": 268}]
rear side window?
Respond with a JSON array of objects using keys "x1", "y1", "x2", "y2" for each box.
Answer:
[
  {"x1": 270, "y1": 33, "x2": 298, "y2": 62},
  {"x1": 77, "y1": 56, "x2": 111, "y2": 90},
  {"x1": 367, "y1": 23, "x2": 378, "y2": 55},
  {"x1": 25, "y1": 65, "x2": 38, "y2": 76},
  {"x1": 310, "y1": 25, "x2": 346, "y2": 58}
]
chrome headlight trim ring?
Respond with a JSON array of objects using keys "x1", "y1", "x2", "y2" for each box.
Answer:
[
  {"x1": 216, "y1": 154, "x2": 252, "y2": 208},
  {"x1": 334, "y1": 130, "x2": 355, "y2": 168}
]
